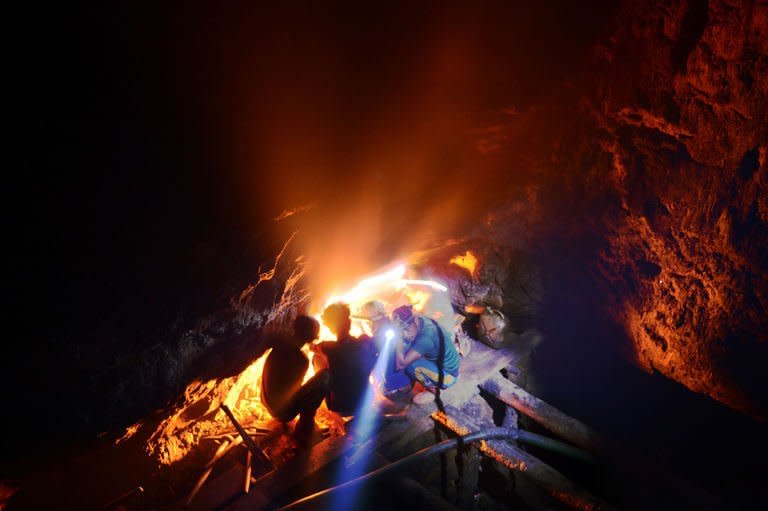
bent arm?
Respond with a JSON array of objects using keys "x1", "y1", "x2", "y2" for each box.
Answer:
[
  {"x1": 395, "y1": 342, "x2": 422, "y2": 371},
  {"x1": 310, "y1": 342, "x2": 330, "y2": 371}
]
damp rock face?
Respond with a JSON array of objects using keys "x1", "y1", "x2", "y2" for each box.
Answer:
[{"x1": 548, "y1": 0, "x2": 768, "y2": 418}]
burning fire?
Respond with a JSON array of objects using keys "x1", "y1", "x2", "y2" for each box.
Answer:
[
  {"x1": 145, "y1": 352, "x2": 273, "y2": 466},
  {"x1": 450, "y1": 250, "x2": 478, "y2": 276},
  {"x1": 144, "y1": 261, "x2": 452, "y2": 466},
  {"x1": 315, "y1": 263, "x2": 449, "y2": 339}
]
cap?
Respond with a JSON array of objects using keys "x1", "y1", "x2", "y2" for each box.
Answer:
[{"x1": 392, "y1": 304, "x2": 416, "y2": 327}]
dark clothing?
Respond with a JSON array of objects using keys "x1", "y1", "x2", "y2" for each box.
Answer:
[
  {"x1": 272, "y1": 369, "x2": 329, "y2": 423},
  {"x1": 382, "y1": 354, "x2": 412, "y2": 392},
  {"x1": 317, "y1": 335, "x2": 377, "y2": 415},
  {"x1": 262, "y1": 343, "x2": 328, "y2": 423}
]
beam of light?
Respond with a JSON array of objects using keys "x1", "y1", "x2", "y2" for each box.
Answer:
[
  {"x1": 398, "y1": 279, "x2": 448, "y2": 292},
  {"x1": 325, "y1": 264, "x2": 407, "y2": 307},
  {"x1": 330, "y1": 330, "x2": 396, "y2": 511}
]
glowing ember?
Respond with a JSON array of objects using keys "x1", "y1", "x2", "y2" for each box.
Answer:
[
  {"x1": 116, "y1": 421, "x2": 142, "y2": 445},
  {"x1": 450, "y1": 250, "x2": 478, "y2": 276}
]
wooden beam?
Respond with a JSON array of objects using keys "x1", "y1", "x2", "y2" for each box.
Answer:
[
  {"x1": 480, "y1": 374, "x2": 602, "y2": 452},
  {"x1": 432, "y1": 406, "x2": 614, "y2": 511}
]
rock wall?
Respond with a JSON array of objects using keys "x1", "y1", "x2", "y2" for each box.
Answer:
[{"x1": 551, "y1": 0, "x2": 768, "y2": 418}]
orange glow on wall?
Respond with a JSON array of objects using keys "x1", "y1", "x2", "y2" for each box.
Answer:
[{"x1": 450, "y1": 250, "x2": 478, "y2": 276}]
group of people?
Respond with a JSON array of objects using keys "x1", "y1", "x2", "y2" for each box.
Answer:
[{"x1": 260, "y1": 301, "x2": 461, "y2": 444}]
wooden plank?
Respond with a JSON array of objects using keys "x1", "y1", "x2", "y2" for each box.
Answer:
[
  {"x1": 225, "y1": 410, "x2": 436, "y2": 510},
  {"x1": 369, "y1": 453, "x2": 463, "y2": 511},
  {"x1": 261, "y1": 434, "x2": 350, "y2": 495},
  {"x1": 432, "y1": 406, "x2": 614, "y2": 511},
  {"x1": 346, "y1": 411, "x2": 434, "y2": 468},
  {"x1": 480, "y1": 374, "x2": 602, "y2": 452},
  {"x1": 423, "y1": 342, "x2": 518, "y2": 409}
]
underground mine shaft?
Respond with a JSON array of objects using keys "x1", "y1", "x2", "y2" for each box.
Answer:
[{"x1": 4, "y1": 1, "x2": 767, "y2": 510}]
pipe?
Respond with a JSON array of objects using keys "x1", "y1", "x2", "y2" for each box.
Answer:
[
  {"x1": 516, "y1": 429, "x2": 596, "y2": 464},
  {"x1": 277, "y1": 426, "x2": 593, "y2": 511}
]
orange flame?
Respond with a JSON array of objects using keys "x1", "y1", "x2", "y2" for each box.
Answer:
[{"x1": 450, "y1": 250, "x2": 478, "y2": 276}]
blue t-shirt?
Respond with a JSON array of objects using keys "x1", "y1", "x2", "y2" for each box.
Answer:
[{"x1": 410, "y1": 316, "x2": 460, "y2": 375}]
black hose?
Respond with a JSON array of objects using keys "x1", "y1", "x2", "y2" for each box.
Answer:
[
  {"x1": 516, "y1": 429, "x2": 595, "y2": 464},
  {"x1": 276, "y1": 426, "x2": 594, "y2": 510}
]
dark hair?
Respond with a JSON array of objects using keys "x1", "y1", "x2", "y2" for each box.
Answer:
[
  {"x1": 392, "y1": 304, "x2": 416, "y2": 326},
  {"x1": 321, "y1": 302, "x2": 351, "y2": 336},
  {"x1": 293, "y1": 315, "x2": 320, "y2": 342}
]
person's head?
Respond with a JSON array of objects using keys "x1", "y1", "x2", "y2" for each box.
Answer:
[
  {"x1": 358, "y1": 300, "x2": 388, "y2": 334},
  {"x1": 392, "y1": 304, "x2": 419, "y2": 342},
  {"x1": 293, "y1": 315, "x2": 320, "y2": 345},
  {"x1": 321, "y1": 302, "x2": 351, "y2": 338}
]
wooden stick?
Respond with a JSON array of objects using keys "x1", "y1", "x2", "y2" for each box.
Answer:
[
  {"x1": 185, "y1": 467, "x2": 214, "y2": 508},
  {"x1": 185, "y1": 438, "x2": 236, "y2": 507},
  {"x1": 221, "y1": 405, "x2": 273, "y2": 472},
  {"x1": 244, "y1": 450, "x2": 253, "y2": 494},
  {"x1": 201, "y1": 430, "x2": 267, "y2": 441},
  {"x1": 204, "y1": 438, "x2": 242, "y2": 469},
  {"x1": 102, "y1": 486, "x2": 144, "y2": 510},
  {"x1": 480, "y1": 374, "x2": 602, "y2": 452}
]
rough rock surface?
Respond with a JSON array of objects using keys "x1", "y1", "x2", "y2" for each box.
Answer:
[{"x1": 549, "y1": 0, "x2": 768, "y2": 418}]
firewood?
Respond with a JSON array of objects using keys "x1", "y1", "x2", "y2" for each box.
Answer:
[
  {"x1": 244, "y1": 450, "x2": 252, "y2": 494},
  {"x1": 102, "y1": 486, "x2": 144, "y2": 510},
  {"x1": 185, "y1": 467, "x2": 214, "y2": 508},
  {"x1": 185, "y1": 438, "x2": 235, "y2": 507},
  {"x1": 221, "y1": 405, "x2": 273, "y2": 474},
  {"x1": 205, "y1": 438, "x2": 241, "y2": 469}
]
